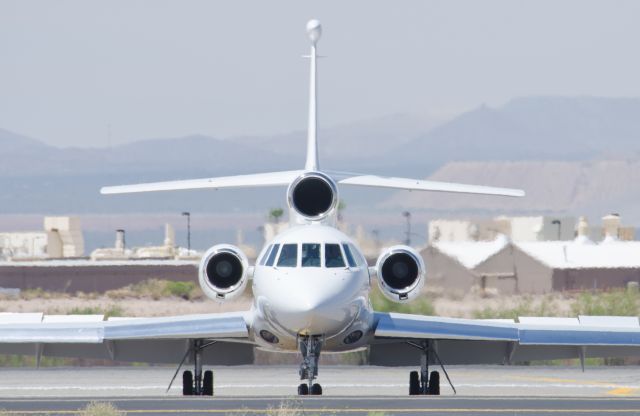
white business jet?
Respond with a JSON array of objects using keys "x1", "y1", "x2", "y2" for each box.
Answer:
[{"x1": 2, "y1": 20, "x2": 640, "y2": 397}]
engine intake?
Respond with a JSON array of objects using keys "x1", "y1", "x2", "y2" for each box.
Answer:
[
  {"x1": 199, "y1": 244, "x2": 249, "y2": 301},
  {"x1": 287, "y1": 172, "x2": 338, "y2": 220},
  {"x1": 375, "y1": 245, "x2": 425, "y2": 303}
]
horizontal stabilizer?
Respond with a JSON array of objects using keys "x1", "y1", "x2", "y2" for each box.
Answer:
[
  {"x1": 334, "y1": 173, "x2": 525, "y2": 197},
  {"x1": 101, "y1": 170, "x2": 304, "y2": 195}
]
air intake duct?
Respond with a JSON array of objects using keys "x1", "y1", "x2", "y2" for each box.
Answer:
[
  {"x1": 198, "y1": 244, "x2": 249, "y2": 301},
  {"x1": 375, "y1": 245, "x2": 425, "y2": 303}
]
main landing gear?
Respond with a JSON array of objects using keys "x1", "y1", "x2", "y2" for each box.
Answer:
[
  {"x1": 406, "y1": 340, "x2": 455, "y2": 396},
  {"x1": 168, "y1": 339, "x2": 216, "y2": 396},
  {"x1": 297, "y1": 335, "x2": 323, "y2": 396}
]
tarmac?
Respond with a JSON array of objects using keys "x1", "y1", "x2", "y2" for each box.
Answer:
[{"x1": 0, "y1": 365, "x2": 639, "y2": 415}]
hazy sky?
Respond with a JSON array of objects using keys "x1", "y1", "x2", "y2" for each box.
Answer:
[{"x1": 1, "y1": 0, "x2": 639, "y2": 148}]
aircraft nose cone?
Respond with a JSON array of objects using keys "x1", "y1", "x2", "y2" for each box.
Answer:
[{"x1": 265, "y1": 273, "x2": 358, "y2": 335}]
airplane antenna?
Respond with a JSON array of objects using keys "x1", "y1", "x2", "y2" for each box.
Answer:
[{"x1": 305, "y1": 19, "x2": 322, "y2": 171}]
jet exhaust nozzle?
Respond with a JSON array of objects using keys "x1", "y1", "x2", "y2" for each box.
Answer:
[{"x1": 287, "y1": 172, "x2": 338, "y2": 221}]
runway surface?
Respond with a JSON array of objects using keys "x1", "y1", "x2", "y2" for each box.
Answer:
[
  {"x1": 2, "y1": 396, "x2": 640, "y2": 415},
  {"x1": 0, "y1": 366, "x2": 639, "y2": 414}
]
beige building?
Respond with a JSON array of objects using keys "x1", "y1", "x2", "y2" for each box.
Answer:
[
  {"x1": 422, "y1": 225, "x2": 640, "y2": 295},
  {"x1": 0, "y1": 217, "x2": 84, "y2": 260},
  {"x1": 428, "y1": 214, "x2": 634, "y2": 244}
]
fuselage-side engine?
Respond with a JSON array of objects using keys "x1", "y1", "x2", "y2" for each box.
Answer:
[
  {"x1": 375, "y1": 245, "x2": 425, "y2": 302},
  {"x1": 198, "y1": 244, "x2": 250, "y2": 301}
]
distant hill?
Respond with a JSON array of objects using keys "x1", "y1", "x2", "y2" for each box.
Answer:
[
  {"x1": 392, "y1": 96, "x2": 640, "y2": 168},
  {"x1": 2, "y1": 96, "x2": 640, "y2": 215},
  {"x1": 382, "y1": 160, "x2": 640, "y2": 223}
]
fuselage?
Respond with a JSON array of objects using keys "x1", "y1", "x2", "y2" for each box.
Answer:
[{"x1": 249, "y1": 224, "x2": 374, "y2": 352}]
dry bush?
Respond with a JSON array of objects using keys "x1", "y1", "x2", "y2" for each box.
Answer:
[
  {"x1": 105, "y1": 279, "x2": 202, "y2": 301},
  {"x1": 79, "y1": 401, "x2": 125, "y2": 416}
]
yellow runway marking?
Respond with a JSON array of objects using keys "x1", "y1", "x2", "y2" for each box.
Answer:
[
  {"x1": 607, "y1": 387, "x2": 637, "y2": 396},
  {"x1": 510, "y1": 375, "x2": 640, "y2": 397}
]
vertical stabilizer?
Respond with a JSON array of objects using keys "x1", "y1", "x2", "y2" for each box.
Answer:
[{"x1": 305, "y1": 19, "x2": 322, "y2": 171}]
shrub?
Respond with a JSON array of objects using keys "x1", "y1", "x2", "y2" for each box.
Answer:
[
  {"x1": 68, "y1": 305, "x2": 125, "y2": 318},
  {"x1": 79, "y1": 402, "x2": 125, "y2": 416},
  {"x1": 369, "y1": 287, "x2": 435, "y2": 315},
  {"x1": 571, "y1": 289, "x2": 640, "y2": 317},
  {"x1": 165, "y1": 281, "x2": 197, "y2": 300}
]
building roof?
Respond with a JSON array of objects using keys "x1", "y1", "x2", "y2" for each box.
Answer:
[
  {"x1": 516, "y1": 241, "x2": 640, "y2": 269},
  {"x1": 432, "y1": 235, "x2": 510, "y2": 269}
]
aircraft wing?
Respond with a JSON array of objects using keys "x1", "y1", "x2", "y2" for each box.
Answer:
[
  {"x1": 329, "y1": 171, "x2": 525, "y2": 197},
  {"x1": 0, "y1": 312, "x2": 254, "y2": 365},
  {"x1": 370, "y1": 312, "x2": 640, "y2": 366},
  {"x1": 100, "y1": 170, "x2": 304, "y2": 195}
]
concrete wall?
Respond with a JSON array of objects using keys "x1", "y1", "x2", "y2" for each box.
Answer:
[
  {"x1": 472, "y1": 244, "x2": 554, "y2": 294},
  {"x1": 0, "y1": 264, "x2": 198, "y2": 293},
  {"x1": 552, "y1": 268, "x2": 640, "y2": 291},
  {"x1": 422, "y1": 245, "x2": 477, "y2": 295}
]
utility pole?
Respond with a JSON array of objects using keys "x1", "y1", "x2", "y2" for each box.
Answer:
[
  {"x1": 403, "y1": 211, "x2": 412, "y2": 246},
  {"x1": 182, "y1": 212, "x2": 191, "y2": 253},
  {"x1": 551, "y1": 219, "x2": 561, "y2": 240}
]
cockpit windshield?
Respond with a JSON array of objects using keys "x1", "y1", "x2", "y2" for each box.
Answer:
[
  {"x1": 325, "y1": 243, "x2": 345, "y2": 268},
  {"x1": 265, "y1": 244, "x2": 280, "y2": 267},
  {"x1": 342, "y1": 243, "x2": 357, "y2": 267},
  {"x1": 302, "y1": 243, "x2": 321, "y2": 267},
  {"x1": 265, "y1": 242, "x2": 359, "y2": 269},
  {"x1": 277, "y1": 243, "x2": 298, "y2": 267}
]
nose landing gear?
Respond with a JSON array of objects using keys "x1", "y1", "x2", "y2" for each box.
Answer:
[{"x1": 297, "y1": 335, "x2": 323, "y2": 395}]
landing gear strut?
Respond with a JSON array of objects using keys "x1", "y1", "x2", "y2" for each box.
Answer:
[
  {"x1": 168, "y1": 339, "x2": 216, "y2": 396},
  {"x1": 297, "y1": 335, "x2": 323, "y2": 395},
  {"x1": 406, "y1": 340, "x2": 455, "y2": 396}
]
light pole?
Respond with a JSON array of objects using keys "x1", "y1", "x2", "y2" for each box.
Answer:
[
  {"x1": 551, "y1": 219, "x2": 561, "y2": 241},
  {"x1": 403, "y1": 211, "x2": 412, "y2": 246},
  {"x1": 182, "y1": 212, "x2": 191, "y2": 253}
]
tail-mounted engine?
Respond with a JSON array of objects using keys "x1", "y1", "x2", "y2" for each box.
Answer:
[
  {"x1": 287, "y1": 172, "x2": 338, "y2": 221},
  {"x1": 198, "y1": 244, "x2": 249, "y2": 301},
  {"x1": 375, "y1": 245, "x2": 425, "y2": 303}
]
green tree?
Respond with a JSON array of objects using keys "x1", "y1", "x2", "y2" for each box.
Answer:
[
  {"x1": 269, "y1": 208, "x2": 284, "y2": 223},
  {"x1": 337, "y1": 200, "x2": 347, "y2": 222}
]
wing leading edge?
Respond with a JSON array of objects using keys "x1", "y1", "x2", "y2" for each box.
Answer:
[
  {"x1": 0, "y1": 312, "x2": 253, "y2": 365},
  {"x1": 371, "y1": 312, "x2": 640, "y2": 366},
  {"x1": 332, "y1": 172, "x2": 525, "y2": 198},
  {"x1": 100, "y1": 170, "x2": 524, "y2": 198}
]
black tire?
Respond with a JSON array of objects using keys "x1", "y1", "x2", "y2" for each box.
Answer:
[
  {"x1": 298, "y1": 383, "x2": 309, "y2": 395},
  {"x1": 203, "y1": 370, "x2": 214, "y2": 396},
  {"x1": 409, "y1": 371, "x2": 420, "y2": 395},
  {"x1": 310, "y1": 383, "x2": 322, "y2": 395},
  {"x1": 182, "y1": 370, "x2": 193, "y2": 396},
  {"x1": 428, "y1": 371, "x2": 440, "y2": 395}
]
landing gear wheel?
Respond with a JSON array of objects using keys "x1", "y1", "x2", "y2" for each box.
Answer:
[
  {"x1": 298, "y1": 383, "x2": 309, "y2": 395},
  {"x1": 428, "y1": 371, "x2": 440, "y2": 395},
  {"x1": 203, "y1": 370, "x2": 214, "y2": 396},
  {"x1": 409, "y1": 370, "x2": 420, "y2": 395},
  {"x1": 310, "y1": 383, "x2": 322, "y2": 395},
  {"x1": 182, "y1": 370, "x2": 193, "y2": 396}
]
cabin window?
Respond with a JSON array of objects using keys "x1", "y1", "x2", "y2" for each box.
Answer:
[
  {"x1": 342, "y1": 243, "x2": 357, "y2": 268},
  {"x1": 265, "y1": 244, "x2": 280, "y2": 266},
  {"x1": 302, "y1": 243, "x2": 321, "y2": 267},
  {"x1": 259, "y1": 245, "x2": 273, "y2": 266},
  {"x1": 325, "y1": 243, "x2": 346, "y2": 268},
  {"x1": 277, "y1": 243, "x2": 298, "y2": 267}
]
